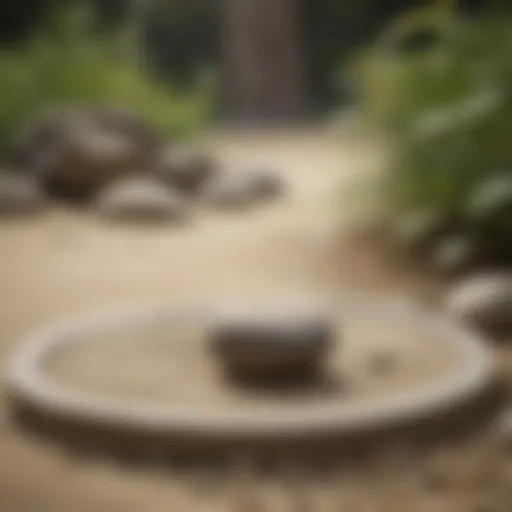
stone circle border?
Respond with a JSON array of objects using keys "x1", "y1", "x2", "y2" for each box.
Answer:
[{"x1": 5, "y1": 294, "x2": 496, "y2": 446}]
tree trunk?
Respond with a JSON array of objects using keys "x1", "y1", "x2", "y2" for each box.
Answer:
[{"x1": 222, "y1": 0, "x2": 305, "y2": 123}]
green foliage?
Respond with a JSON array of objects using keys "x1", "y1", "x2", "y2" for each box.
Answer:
[
  {"x1": 0, "y1": 4, "x2": 215, "y2": 158},
  {"x1": 355, "y1": 1, "x2": 512, "y2": 268}
]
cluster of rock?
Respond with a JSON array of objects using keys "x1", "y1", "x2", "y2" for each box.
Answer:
[{"x1": 0, "y1": 107, "x2": 284, "y2": 221}]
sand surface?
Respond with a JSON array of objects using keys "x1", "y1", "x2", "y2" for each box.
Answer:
[{"x1": 46, "y1": 311, "x2": 459, "y2": 411}]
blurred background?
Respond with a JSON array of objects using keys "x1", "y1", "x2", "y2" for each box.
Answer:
[
  {"x1": 0, "y1": 1, "x2": 511, "y2": 511},
  {"x1": 0, "y1": 0, "x2": 498, "y2": 122}
]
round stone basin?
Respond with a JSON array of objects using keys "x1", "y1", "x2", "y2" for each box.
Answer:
[{"x1": 6, "y1": 294, "x2": 496, "y2": 452}]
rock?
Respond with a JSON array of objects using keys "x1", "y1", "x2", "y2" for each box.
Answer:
[
  {"x1": 0, "y1": 172, "x2": 46, "y2": 214},
  {"x1": 204, "y1": 173, "x2": 258, "y2": 209},
  {"x1": 11, "y1": 107, "x2": 161, "y2": 200},
  {"x1": 204, "y1": 170, "x2": 283, "y2": 210},
  {"x1": 95, "y1": 177, "x2": 188, "y2": 223},
  {"x1": 156, "y1": 144, "x2": 216, "y2": 195},
  {"x1": 243, "y1": 169, "x2": 285, "y2": 199},
  {"x1": 210, "y1": 305, "x2": 334, "y2": 383},
  {"x1": 446, "y1": 273, "x2": 512, "y2": 335},
  {"x1": 91, "y1": 107, "x2": 161, "y2": 152}
]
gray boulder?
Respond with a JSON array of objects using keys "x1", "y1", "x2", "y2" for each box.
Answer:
[
  {"x1": 245, "y1": 169, "x2": 285, "y2": 199},
  {"x1": 11, "y1": 107, "x2": 161, "y2": 200},
  {"x1": 446, "y1": 273, "x2": 512, "y2": 335},
  {"x1": 204, "y1": 170, "x2": 284, "y2": 210},
  {"x1": 210, "y1": 305, "x2": 334, "y2": 383},
  {"x1": 95, "y1": 177, "x2": 188, "y2": 223},
  {"x1": 155, "y1": 144, "x2": 216, "y2": 195},
  {"x1": 0, "y1": 172, "x2": 46, "y2": 214}
]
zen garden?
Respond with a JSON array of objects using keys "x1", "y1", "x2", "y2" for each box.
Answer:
[{"x1": 0, "y1": 1, "x2": 511, "y2": 511}]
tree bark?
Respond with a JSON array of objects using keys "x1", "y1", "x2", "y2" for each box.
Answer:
[{"x1": 222, "y1": 0, "x2": 305, "y2": 123}]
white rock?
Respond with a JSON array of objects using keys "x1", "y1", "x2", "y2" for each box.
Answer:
[{"x1": 95, "y1": 177, "x2": 188, "y2": 223}]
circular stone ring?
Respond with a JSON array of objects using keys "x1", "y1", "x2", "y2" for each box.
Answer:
[{"x1": 5, "y1": 294, "x2": 496, "y2": 452}]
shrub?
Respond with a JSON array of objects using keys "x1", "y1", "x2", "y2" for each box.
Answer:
[
  {"x1": 0, "y1": 4, "x2": 215, "y2": 159},
  {"x1": 353, "y1": 1, "x2": 512, "y2": 269}
]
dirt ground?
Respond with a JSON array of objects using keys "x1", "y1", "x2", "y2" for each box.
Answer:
[{"x1": 0, "y1": 128, "x2": 510, "y2": 512}]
